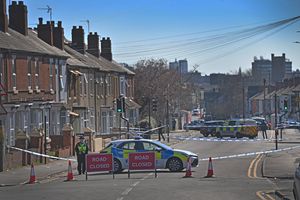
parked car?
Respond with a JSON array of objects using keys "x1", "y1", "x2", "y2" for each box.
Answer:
[
  {"x1": 100, "y1": 138, "x2": 198, "y2": 172},
  {"x1": 183, "y1": 120, "x2": 204, "y2": 130},
  {"x1": 278, "y1": 120, "x2": 300, "y2": 129},
  {"x1": 215, "y1": 119, "x2": 258, "y2": 139},
  {"x1": 200, "y1": 120, "x2": 224, "y2": 137},
  {"x1": 293, "y1": 163, "x2": 300, "y2": 200},
  {"x1": 192, "y1": 108, "x2": 201, "y2": 116}
]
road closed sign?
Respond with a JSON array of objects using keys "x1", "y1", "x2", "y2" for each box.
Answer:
[
  {"x1": 86, "y1": 153, "x2": 113, "y2": 173},
  {"x1": 128, "y1": 152, "x2": 156, "y2": 171}
]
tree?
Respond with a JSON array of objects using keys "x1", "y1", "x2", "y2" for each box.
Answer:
[{"x1": 133, "y1": 58, "x2": 181, "y2": 123}]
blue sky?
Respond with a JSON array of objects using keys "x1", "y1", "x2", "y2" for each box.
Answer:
[{"x1": 20, "y1": 0, "x2": 300, "y2": 74}]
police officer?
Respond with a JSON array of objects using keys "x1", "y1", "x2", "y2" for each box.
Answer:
[{"x1": 75, "y1": 135, "x2": 88, "y2": 175}]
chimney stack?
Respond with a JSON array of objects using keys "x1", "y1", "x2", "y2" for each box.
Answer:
[
  {"x1": 53, "y1": 21, "x2": 64, "y2": 50},
  {"x1": 0, "y1": 0, "x2": 8, "y2": 32},
  {"x1": 72, "y1": 26, "x2": 85, "y2": 54},
  {"x1": 87, "y1": 32, "x2": 100, "y2": 58},
  {"x1": 37, "y1": 18, "x2": 53, "y2": 46},
  {"x1": 101, "y1": 37, "x2": 112, "y2": 61},
  {"x1": 9, "y1": 1, "x2": 28, "y2": 36}
]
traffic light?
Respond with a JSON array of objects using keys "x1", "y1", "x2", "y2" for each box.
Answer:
[
  {"x1": 284, "y1": 99, "x2": 288, "y2": 111},
  {"x1": 116, "y1": 98, "x2": 122, "y2": 112},
  {"x1": 116, "y1": 96, "x2": 126, "y2": 113},
  {"x1": 152, "y1": 98, "x2": 157, "y2": 112}
]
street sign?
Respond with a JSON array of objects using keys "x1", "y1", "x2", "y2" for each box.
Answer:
[
  {"x1": 85, "y1": 153, "x2": 114, "y2": 180},
  {"x1": 128, "y1": 152, "x2": 156, "y2": 178}
]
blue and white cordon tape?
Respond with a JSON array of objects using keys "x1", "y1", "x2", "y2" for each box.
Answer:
[
  {"x1": 173, "y1": 136, "x2": 290, "y2": 142},
  {"x1": 198, "y1": 145, "x2": 300, "y2": 161},
  {"x1": 7, "y1": 146, "x2": 77, "y2": 162}
]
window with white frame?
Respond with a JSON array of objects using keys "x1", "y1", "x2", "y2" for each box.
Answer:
[
  {"x1": 79, "y1": 74, "x2": 83, "y2": 95},
  {"x1": 60, "y1": 109, "x2": 67, "y2": 132},
  {"x1": 120, "y1": 76, "x2": 126, "y2": 96},
  {"x1": 90, "y1": 110, "x2": 95, "y2": 130},
  {"x1": 12, "y1": 55, "x2": 17, "y2": 89},
  {"x1": 24, "y1": 110, "x2": 29, "y2": 134},
  {"x1": 106, "y1": 76, "x2": 112, "y2": 96},
  {"x1": 83, "y1": 74, "x2": 88, "y2": 95},
  {"x1": 34, "y1": 58, "x2": 39, "y2": 88},
  {"x1": 101, "y1": 111, "x2": 107, "y2": 133},
  {"x1": 90, "y1": 74, "x2": 93, "y2": 96},
  {"x1": 59, "y1": 65, "x2": 64, "y2": 91},
  {"x1": 49, "y1": 58, "x2": 53, "y2": 91},
  {"x1": 84, "y1": 110, "x2": 88, "y2": 128},
  {"x1": 109, "y1": 111, "x2": 114, "y2": 131},
  {"x1": 0, "y1": 54, "x2": 3, "y2": 87},
  {"x1": 8, "y1": 113, "x2": 15, "y2": 146},
  {"x1": 27, "y1": 57, "x2": 32, "y2": 88},
  {"x1": 100, "y1": 76, "x2": 104, "y2": 98}
]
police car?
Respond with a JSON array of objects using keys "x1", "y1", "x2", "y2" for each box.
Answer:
[{"x1": 100, "y1": 138, "x2": 198, "y2": 172}]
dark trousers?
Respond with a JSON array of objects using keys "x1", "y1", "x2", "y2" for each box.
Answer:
[
  {"x1": 262, "y1": 130, "x2": 268, "y2": 139},
  {"x1": 77, "y1": 154, "x2": 86, "y2": 174}
]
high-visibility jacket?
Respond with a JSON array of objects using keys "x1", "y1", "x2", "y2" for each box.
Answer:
[{"x1": 75, "y1": 142, "x2": 88, "y2": 155}]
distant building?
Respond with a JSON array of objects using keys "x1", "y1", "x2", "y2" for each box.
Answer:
[
  {"x1": 169, "y1": 59, "x2": 188, "y2": 74},
  {"x1": 252, "y1": 56, "x2": 272, "y2": 84},
  {"x1": 271, "y1": 53, "x2": 292, "y2": 83},
  {"x1": 251, "y1": 54, "x2": 293, "y2": 85}
]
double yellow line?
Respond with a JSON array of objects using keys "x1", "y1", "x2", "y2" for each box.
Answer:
[
  {"x1": 248, "y1": 154, "x2": 263, "y2": 179},
  {"x1": 248, "y1": 155, "x2": 275, "y2": 200}
]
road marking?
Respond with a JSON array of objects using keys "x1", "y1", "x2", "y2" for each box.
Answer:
[
  {"x1": 117, "y1": 173, "x2": 151, "y2": 200},
  {"x1": 121, "y1": 187, "x2": 133, "y2": 196},
  {"x1": 256, "y1": 191, "x2": 275, "y2": 200},
  {"x1": 253, "y1": 154, "x2": 263, "y2": 178},
  {"x1": 247, "y1": 154, "x2": 260, "y2": 178},
  {"x1": 131, "y1": 181, "x2": 140, "y2": 187}
]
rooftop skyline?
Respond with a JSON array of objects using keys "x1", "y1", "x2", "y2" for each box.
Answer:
[{"x1": 19, "y1": 0, "x2": 300, "y2": 74}]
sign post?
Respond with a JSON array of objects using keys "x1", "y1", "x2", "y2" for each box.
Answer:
[
  {"x1": 85, "y1": 153, "x2": 114, "y2": 180},
  {"x1": 128, "y1": 152, "x2": 156, "y2": 179}
]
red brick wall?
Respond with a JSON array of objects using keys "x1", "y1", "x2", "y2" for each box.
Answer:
[
  {"x1": 4, "y1": 55, "x2": 57, "y2": 103},
  {"x1": 50, "y1": 135, "x2": 63, "y2": 150},
  {"x1": 4, "y1": 150, "x2": 23, "y2": 169}
]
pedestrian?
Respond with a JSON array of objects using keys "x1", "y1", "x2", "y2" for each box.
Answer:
[
  {"x1": 75, "y1": 135, "x2": 88, "y2": 175},
  {"x1": 261, "y1": 121, "x2": 268, "y2": 139}
]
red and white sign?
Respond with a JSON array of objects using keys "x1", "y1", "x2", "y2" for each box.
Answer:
[
  {"x1": 128, "y1": 152, "x2": 156, "y2": 170},
  {"x1": 86, "y1": 153, "x2": 113, "y2": 173}
]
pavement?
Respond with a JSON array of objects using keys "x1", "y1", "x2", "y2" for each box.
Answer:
[
  {"x1": 262, "y1": 129, "x2": 300, "y2": 200},
  {"x1": 1, "y1": 128, "x2": 300, "y2": 200}
]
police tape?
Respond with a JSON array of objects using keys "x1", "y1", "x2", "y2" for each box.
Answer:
[
  {"x1": 198, "y1": 145, "x2": 300, "y2": 161},
  {"x1": 173, "y1": 136, "x2": 290, "y2": 142},
  {"x1": 7, "y1": 146, "x2": 77, "y2": 162}
]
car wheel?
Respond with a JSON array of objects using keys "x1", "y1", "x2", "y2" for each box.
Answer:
[
  {"x1": 203, "y1": 133, "x2": 209, "y2": 137},
  {"x1": 236, "y1": 132, "x2": 242, "y2": 138},
  {"x1": 167, "y1": 157, "x2": 183, "y2": 172},
  {"x1": 216, "y1": 132, "x2": 221, "y2": 138},
  {"x1": 113, "y1": 158, "x2": 122, "y2": 173}
]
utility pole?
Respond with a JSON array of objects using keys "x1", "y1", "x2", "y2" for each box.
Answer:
[
  {"x1": 274, "y1": 93, "x2": 278, "y2": 150},
  {"x1": 263, "y1": 78, "x2": 266, "y2": 119}
]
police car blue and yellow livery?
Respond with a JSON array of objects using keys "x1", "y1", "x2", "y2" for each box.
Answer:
[{"x1": 101, "y1": 138, "x2": 198, "y2": 172}]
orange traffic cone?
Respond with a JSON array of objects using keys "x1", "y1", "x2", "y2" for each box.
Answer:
[
  {"x1": 183, "y1": 156, "x2": 193, "y2": 178},
  {"x1": 66, "y1": 160, "x2": 74, "y2": 181},
  {"x1": 28, "y1": 163, "x2": 36, "y2": 184},
  {"x1": 205, "y1": 157, "x2": 214, "y2": 178}
]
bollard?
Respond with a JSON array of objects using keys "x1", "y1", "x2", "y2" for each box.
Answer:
[{"x1": 275, "y1": 129, "x2": 278, "y2": 150}]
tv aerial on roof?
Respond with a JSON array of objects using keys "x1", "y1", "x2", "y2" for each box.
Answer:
[
  {"x1": 80, "y1": 20, "x2": 90, "y2": 33},
  {"x1": 38, "y1": 5, "x2": 52, "y2": 22}
]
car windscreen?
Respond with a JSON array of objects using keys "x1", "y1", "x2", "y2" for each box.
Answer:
[{"x1": 150, "y1": 140, "x2": 173, "y2": 150}]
